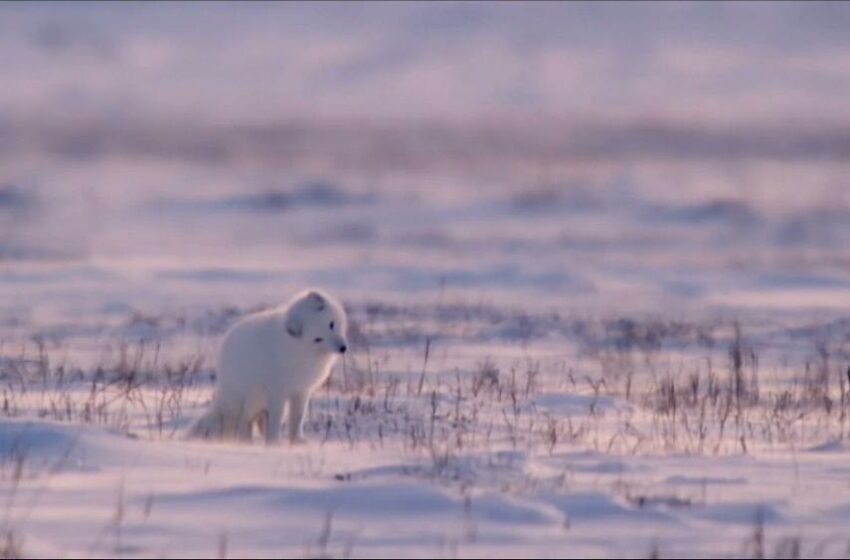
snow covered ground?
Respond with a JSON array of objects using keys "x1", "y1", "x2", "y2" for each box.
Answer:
[{"x1": 1, "y1": 3, "x2": 850, "y2": 558}]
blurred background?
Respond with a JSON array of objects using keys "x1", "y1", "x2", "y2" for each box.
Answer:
[{"x1": 1, "y1": 1, "x2": 850, "y2": 340}]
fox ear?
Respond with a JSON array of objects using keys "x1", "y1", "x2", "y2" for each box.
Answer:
[
  {"x1": 285, "y1": 314, "x2": 303, "y2": 338},
  {"x1": 307, "y1": 291, "x2": 326, "y2": 311}
]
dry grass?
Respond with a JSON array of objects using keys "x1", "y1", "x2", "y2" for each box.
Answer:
[
  {"x1": 0, "y1": 310, "x2": 847, "y2": 464},
  {"x1": 0, "y1": 307, "x2": 848, "y2": 558}
]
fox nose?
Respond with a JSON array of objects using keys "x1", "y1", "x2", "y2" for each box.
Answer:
[{"x1": 339, "y1": 345, "x2": 347, "y2": 354}]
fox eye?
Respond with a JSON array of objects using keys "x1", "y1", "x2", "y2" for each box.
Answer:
[
  {"x1": 329, "y1": 321, "x2": 334, "y2": 330},
  {"x1": 314, "y1": 337, "x2": 323, "y2": 343}
]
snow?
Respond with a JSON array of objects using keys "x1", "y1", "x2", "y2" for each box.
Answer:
[
  {"x1": 0, "y1": 2, "x2": 849, "y2": 558},
  {"x1": 1, "y1": 417, "x2": 849, "y2": 558}
]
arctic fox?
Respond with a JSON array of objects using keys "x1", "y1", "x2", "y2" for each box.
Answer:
[{"x1": 188, "y1": 289, "x2": 348, "y2": 444}]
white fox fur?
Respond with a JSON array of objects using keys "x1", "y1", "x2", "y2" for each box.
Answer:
[{"x1": 187, "y1": 289, "x2": 348, "y2": 444}]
